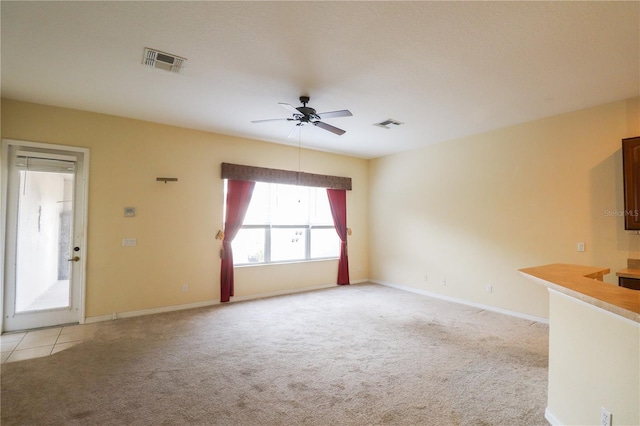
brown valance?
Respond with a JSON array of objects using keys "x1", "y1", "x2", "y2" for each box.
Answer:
[{"x1": 221, "y1": 163, "x2": 352, "y2": 190}]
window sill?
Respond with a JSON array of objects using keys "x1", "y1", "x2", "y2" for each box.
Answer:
[{"x1": 234, "y1": 257, "x2": 339, "y2": 268}]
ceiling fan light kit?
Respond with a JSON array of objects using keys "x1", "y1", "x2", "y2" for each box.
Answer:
[{"x1": 252, "y1": 96, "x2": 352, "y2": 136}]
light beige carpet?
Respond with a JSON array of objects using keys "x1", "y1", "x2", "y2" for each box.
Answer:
[{"x1": 1, "y1": 283, "x2": 549, "y2": 425}]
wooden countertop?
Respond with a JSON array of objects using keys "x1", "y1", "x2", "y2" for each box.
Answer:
[
  {"x1": 616, "y1": 268, "x2": 640, "y2": 279},
  {"x1": 519, "y1": 263, "x2": 640, "y2": 323}
]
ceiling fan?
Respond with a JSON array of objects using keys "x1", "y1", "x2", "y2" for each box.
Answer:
[{"x1": 251, "y1": 96, "x2": 352, "y2": 136}]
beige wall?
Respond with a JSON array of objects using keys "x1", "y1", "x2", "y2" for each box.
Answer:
[
  {"x1": 547, "y1": 290, "x2": 639, "y2": 425},
  {"x1": 3, "y1": 97, "x2": 640, "y2": 322},
  {"x1": 369, "y1": 98, "x2": 640, "y2": 318},
  {"x1": 1, "y1": 99, "x2": 369, "y2": 318}
]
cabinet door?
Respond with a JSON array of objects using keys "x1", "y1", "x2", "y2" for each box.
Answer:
[
  {"x1": 622, "y1": 137, "x2": 640, "y2": 230},
  {"x1": 619, "y1": 277, "x2": 640, "y2": 290}
]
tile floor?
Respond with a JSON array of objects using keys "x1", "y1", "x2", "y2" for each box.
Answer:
[{"x1": 1, "y1": 323, "x2": 97, "y2": 364}]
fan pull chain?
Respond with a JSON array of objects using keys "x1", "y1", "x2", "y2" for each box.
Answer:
[{"x1": 298, "y1": 125, "x2": 302, "y2": 171}]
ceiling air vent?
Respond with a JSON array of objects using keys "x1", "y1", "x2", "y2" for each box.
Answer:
[
  {"x1": 373, "y1": 119, "x2": 404, "y2": 129},
  {"x1": 142, "y1": 48, "x2": 186, "y2": 73}
]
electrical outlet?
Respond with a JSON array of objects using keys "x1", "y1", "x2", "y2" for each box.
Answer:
[
  {"x1": 601, "y1": 407, "x2": 612, "y2": 426},
  {"x1": 486, "y1": 285, "x2": 492, "y2": 293},
  {"x1": 122, "y1": 238, "x2": 137, "y2": 247},
  {"x1": 577, "y1": 242, "x2": 585, "y2": 252},
  {"x1": 424, "y1": 275, "x2": 428, "y2": 282},
  {"x1": 182, "y1": 284, "x2": 188, "y2": 292},
  {"x1": 441, "y1": 278, "x2": 446, "y2": 286}
]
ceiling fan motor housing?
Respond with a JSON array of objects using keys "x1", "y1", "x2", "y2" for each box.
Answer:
[
  {"x1": 296, "y1": 96, "x2": 318, "y2": 121},
  {"x1": 296, "y1": 107, "x2": 318, "y2": 121}
]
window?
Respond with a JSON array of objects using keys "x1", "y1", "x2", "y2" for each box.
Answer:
[{"x1": 230, "y1": 182, "x2": 340, "y2": 265}]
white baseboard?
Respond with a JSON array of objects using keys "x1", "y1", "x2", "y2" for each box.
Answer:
[
  {"x1": 372, "y1": 279, "x2": 549, "y2": 324},
  {"x1": 83, "y1": 314, "x2": 112, "y2": 324},
  {"x1": 84, "y1": 281, "x2": 369, "y2": 324},
  {"x1": 544, "y1": 407, "x2": 562, "y2": 425},
  {"x1": 84, "y1": 299, "x2": 220, "y2": 323},
  {"x1": 231, "y1": 282, "x2": 337, "y2": 302},
  {"x1": 231, "y1": 279, "x2": 369, "y2": 301}
]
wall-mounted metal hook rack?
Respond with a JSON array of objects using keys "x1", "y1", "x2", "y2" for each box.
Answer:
[{"x1": 156, "y1": 177, "x2": 178, "y2": 183}]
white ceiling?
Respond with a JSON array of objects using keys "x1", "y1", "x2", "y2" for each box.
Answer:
[{"x1": 2, "y1": 1, "x2": 639, "y2": 159}]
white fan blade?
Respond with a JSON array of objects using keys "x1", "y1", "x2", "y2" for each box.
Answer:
[
  {"x1": 251, "y1": 118, "x2": 294, "y2": 123},
  {"x1": 317, "y1": 109, "x2": 353, "y2": 119},
  {"x1": 314, "y1": 121, "x2": 346, "y2": 135},
  {"x1": 278, "y1": 103, "x2": 301, "y2": 115},
  {"x1": 288, "y1": 123, "x2": 302, "y2": 138}
]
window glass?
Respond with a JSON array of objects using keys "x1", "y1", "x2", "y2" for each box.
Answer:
[
  {"x1": 310, "y1": 228, "x2": 340, "y2": 259},
  {"x1": 271, "y1": 184, "x2": 309, "y2": 225},
  {"x1": 232, "y1": 228, "x2": 266, "y2": 264},
  {"x1": 242, "y1": 182, "x2": 269, "y2": 225},
  {"x1": 229, "y1": 181, "x2": 341, "y2": 264},
  {"x1": 271, "y1": 228, "x2": 306, "y2": 262},
  {"x1": 310, "y1": 188, "x2": 334, "y2": 225}
]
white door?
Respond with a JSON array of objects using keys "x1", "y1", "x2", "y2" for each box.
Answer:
[{"x1": 2, "y1": 141, "x2": 88, "y2": 332}]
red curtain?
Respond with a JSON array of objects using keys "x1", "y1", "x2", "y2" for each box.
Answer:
[
  {"x1": 220, "y1": 180, "x2": 255, "y2": 302},
  {"x1": 326, "y1": 189, "x2": 350, "y2": 285}
]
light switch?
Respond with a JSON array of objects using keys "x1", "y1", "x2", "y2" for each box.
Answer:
[
  {"x1": 577, "y1": 242, "x2": 585, "y2": 252},
  {"x1": 122, "y1": 238, "x2": 137, "y2": 247}
]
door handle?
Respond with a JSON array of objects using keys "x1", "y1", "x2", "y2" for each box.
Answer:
[{"x1": 67, "y1": 256, "x2": 80, "y2": 262}]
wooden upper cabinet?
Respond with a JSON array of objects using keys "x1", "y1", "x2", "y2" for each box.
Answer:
[{"x1": 622, "y1": 137, "x2": 640, "y2": 230}]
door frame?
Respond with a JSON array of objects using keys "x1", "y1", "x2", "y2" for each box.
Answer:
[{"x1": 1, "y1": 139, "x2": 90, "y2": 332}]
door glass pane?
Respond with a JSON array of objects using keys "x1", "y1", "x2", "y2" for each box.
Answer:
[{"x1": 15, "y1": 169, "x2": 74, "y2": 313}]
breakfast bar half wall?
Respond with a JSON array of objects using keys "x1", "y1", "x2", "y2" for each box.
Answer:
[{"x1": 519, "y1": 264, "x2": 639, "y2": 426}]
